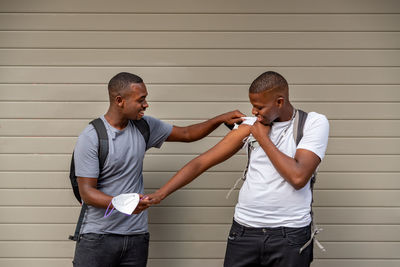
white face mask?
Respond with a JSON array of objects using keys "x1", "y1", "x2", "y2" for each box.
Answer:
[
  {"x1": 104, "y1": 193, "x2": 140, "y2": 217},
  {"x1": 241, "y1": 116, "x2": 257, "y2": 125},
  {"x1": 233, "y1": 117, "x2": 257, "y2": 130}
]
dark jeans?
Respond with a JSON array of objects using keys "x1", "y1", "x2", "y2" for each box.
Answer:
[
  {"x1": 224, "y1": 220, "x2": 313, "y2": 267},
  {"x1": 73, "y1": 233, "x2": 149, "y2": 267}
]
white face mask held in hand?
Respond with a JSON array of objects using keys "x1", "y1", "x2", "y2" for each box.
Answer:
[
  {"x1": 233, "y1": 117, "x2": 257, "y2": 130},
  {"x1": 104, "y1": 193, "x2": 140, "y2": 217}
]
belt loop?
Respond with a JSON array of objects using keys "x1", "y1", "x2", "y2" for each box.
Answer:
[
  {"x1": 239, "y1": 224, "x2": 245, "y2": 237},
  {"x1": 281, "y1": 227, "x2": 286, "y2": 237}
]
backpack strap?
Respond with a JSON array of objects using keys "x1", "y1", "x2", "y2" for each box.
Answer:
[
  {"x1": 90, "y1": 118, "x2": 109, "y2": 170},
  {"x1": 294, "y1": 110, "x2": 326, "y2": 253},
  {"x1": 69, "y1": 203, "x2": 88, "y2": 241},
  {"x1": 131, "y1": 119, "x2": 150, "y2": 148},
  {"x1": 293, "y1": 109, "x2": 307, "y2": 146},
  {"x1": 69, "y1": 152, "x2": 81, "y2": 203},
  {"x1": 69, "y1": 118, "x2": 109, "y2": 241}
]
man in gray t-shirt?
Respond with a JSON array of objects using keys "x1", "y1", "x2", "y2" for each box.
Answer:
[{"x1": 72, "y1": 72, "x2": 244, "y2": 267}]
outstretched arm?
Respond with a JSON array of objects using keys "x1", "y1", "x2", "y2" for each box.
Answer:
[
  {"x1": 77, "y1": 177, "x2": 152, "y2": 214},
  {"x1": 149, "y1": 125, "x2": 251, "y2": 203},
  {"x1": 166, "y1": 110, "x2": 245, "y2": 142}
]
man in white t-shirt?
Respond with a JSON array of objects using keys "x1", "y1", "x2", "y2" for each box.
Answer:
[{"x1": 148, "y1": 71, "x2": 329, "y2": 267}]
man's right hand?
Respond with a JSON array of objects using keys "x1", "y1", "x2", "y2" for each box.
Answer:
[
  {"x1": 145, "y1": 191, "x2": 164, "y2": 205},
  {"x1": 132, "y1": 194, "x2": 153, "y2": 214},
  {"x1": 219, "y1": 110, "x2": 245, "y2": 126}
]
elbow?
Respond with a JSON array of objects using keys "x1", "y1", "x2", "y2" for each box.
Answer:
[
  {"x1": 289, "y1": 175, "x2": 310, "y2": 190},
  {"x1": 292, "y1": 181, "x2": 307, "y2": 190},
  {"x1": 188, "y1": 155, "x2": 215, "y2": 177},
  {"x1": 79, "y1": 192, "x2": 91, "y2": 205},
  {"x1": 78, "y1": 187, "x2": 94, "y2": 205},
  {"x1": 181, "y1": 128, "x2": 195, "y2": 142},
  {"x1": 191, "y1": 156, "x2": 209, "y2": 174}
]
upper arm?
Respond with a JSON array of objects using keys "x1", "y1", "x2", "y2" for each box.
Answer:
[
  {"x1": 297, "y1": 113, "x2": 329, "y2": 161},
  {"x1": 293, "y1": 149, "x2": 321, "y2": 181},
  {"x1": 198, "y1": 124, "x2": 251, "y2": 168},
  {"x1": 166, "y1": 126, "x2": 188, "y2": 142},
  {"x1": 77, "y1": 177, "x2": 98, "y2": 196},
  {"x1": 74, "y1": 126, "x2": 101, "y2": 200},
  {"x1": 293, "y1": 113, "x2": 329, "y2": 183},
  {"x1": 142, "y1": 116, "x2": 173, "y2": 148},
  {"x1": 77, "y1": 177, "x2": 113, "y2": 207},
  {"x1": 74, "y1": 126, "x2": 100, "y2": 178}
]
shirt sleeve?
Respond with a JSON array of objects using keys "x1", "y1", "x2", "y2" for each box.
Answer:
[
  {"x1": 296, "y1": 112, "x2": 330, "y2": 160},
  {"x1": 73, "y1": 125, "x2": 100, "y2": 178},
  {"x1": 142, "y1": 115, "x2": 173, "y2": 149}
]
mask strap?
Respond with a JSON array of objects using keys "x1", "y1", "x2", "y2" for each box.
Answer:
[
  {"x1": 103, "y1": 200, "x2": 114, "y2": 218},
  {"x1": 226, "y1": 136, "x2": 251, "y2": 199}
]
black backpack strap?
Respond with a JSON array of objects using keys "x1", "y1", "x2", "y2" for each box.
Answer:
[
  {"x1": 131, "y1": 119, "x2": 150, "y2": 147},
  {"x1": 69, "y1": 152, "x2": 82, "y2": 203},
  {"x1": 69, "y1": 203, "x2": 88, "y2": 241},
  {"x1": 69, "y1": 118, "x2": 109, "y2": 241},
  {"x1": 90, "y1": 118, "x2": 109, "y2": 170}
]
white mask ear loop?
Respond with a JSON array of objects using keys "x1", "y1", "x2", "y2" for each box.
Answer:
[
  {"x1": 104, "y1": 201, "x2": 114, "y2": 218},
  {"x1": 225, "y1": 176, "x2": 244, "y2": 199},
  {"x1": 226, "y1": 136, "x2": 252, "y2": 199},
  {"x1": 104, "y1": 193, "x2": 141, "y2": 217}
]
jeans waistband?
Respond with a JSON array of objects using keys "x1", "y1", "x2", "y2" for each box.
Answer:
[
  {"x1": 81, "y1": 232, "x2": 148, "y2": 237},
  {"x1": 232, "y1": 219, "x2": 310, "y2": 236}
]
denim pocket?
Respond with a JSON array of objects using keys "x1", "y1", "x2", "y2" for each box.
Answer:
[
  {"x1": 285, "y1": 227, "x2": 310, "y2": 246},
  {"x1": 227, "y1": 227, "x2": 239, "y2": 242}
]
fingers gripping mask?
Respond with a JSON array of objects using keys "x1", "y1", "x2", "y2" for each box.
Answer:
[
  {"x1": 104, "y1": 193, "x2": 140, "y2": 217},
  {"x1": 233, "y1": 117, "x2": 257, "y2": 130}
]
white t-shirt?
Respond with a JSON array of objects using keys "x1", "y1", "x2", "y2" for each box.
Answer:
[{"x1": 234, "y1": 111, "x2": 329, "y2": 228}]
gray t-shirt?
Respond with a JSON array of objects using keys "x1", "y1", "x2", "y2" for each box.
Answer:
[{"x1": 74, "y1": 115, "x2": 172, "y2": 235}]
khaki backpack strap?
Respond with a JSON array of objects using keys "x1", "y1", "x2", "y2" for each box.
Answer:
[
  {"x1": 293, "y1": 109, "x2": 326, "y2": 253},
  {"x1": 293, "y1": 109, "x2": 299, "y2": 145},
  {"x1": 294, "y1": 109, "x2": 308, "y2": 146}
]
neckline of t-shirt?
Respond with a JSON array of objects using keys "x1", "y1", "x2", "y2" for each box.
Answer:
[{"x1": 100, "y1": 115, "x2": 130, "y2": 135}]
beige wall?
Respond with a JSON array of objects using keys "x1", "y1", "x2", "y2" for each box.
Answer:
[{"x1": 0, "y1": 0, "x2": 399, "y2": 266}]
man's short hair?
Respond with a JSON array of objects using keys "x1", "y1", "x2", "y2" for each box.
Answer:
[
  {"x1": 249, "y1": 71, "x2": 288, "y2": 94},
  {"x1": 108, "y1": 72, "x2": 143, "y2": 98}
]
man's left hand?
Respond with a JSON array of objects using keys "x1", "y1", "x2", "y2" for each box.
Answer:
[
  {"x1": 250, "y1": 121, "x2": 271, "y2": 143},
  {"x1": 220, "y1": 110, "x2": 245, "y2": 125}
]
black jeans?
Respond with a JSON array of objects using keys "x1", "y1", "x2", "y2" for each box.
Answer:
[
  {"x1": 73, "y1": 233, "x2": 149, "y2": 267},
  {"x1": 224, "y1": 220, "x2": 313, "y2": 267}
]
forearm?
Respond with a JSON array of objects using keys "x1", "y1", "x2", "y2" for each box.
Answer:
[
  {"x1": 167, "y1": 110, "x2": 244, "y2": 142},
  {"x1": 79, "y1": 184, "x2": 113, "y2": 209},
  {"x1": 80, "y1": 186, "x2": 151, "y2": 214},
  {"x1": 154, "y1": 157, "x2": 208, "y2": 200},
  {"x1": 183, "y1": 115, "x2": 225, "y2": 142},
  {"x1": 258, "y1": 138, "x2": 307, "y2": 189}
]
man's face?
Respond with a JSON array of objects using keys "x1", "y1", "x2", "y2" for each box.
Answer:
[
  {"x1": 249, "y1": 90, "x2": 280, "y2": 125},
  {"x1": 121, "y1": 83, "x2": 149, "y2": 120}
]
